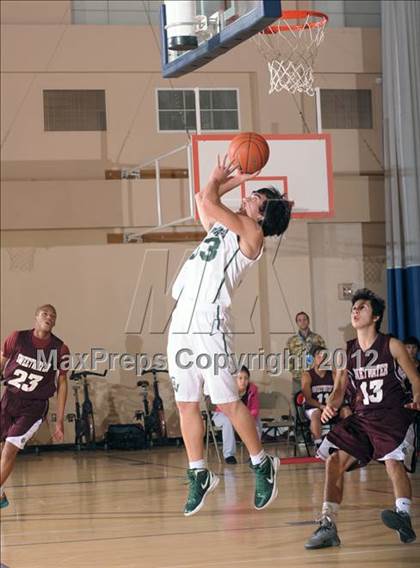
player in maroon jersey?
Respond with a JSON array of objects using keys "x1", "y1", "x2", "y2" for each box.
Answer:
[
  {"x1": 301, "y1": 345, "x2": 351, "y2": 450},
  {"x1": 0, "y1": 304, "x2": 70, "y2": 509},
  {"x1": 305, "y1": 289, "x2": 420, "y2": 549}
]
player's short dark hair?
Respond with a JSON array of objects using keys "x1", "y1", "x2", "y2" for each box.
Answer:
[
  {"x1": 295, "y1": 311, "x2": 310, "y2": 323},
  {"x1": 240, "y1": 365, "x2": 250, "y2": 377},
  {"x1": 254, "y1": 187, "x2": 293, "y2": 237},
  {"x1": 403, "y1": 336, "x2": 420, "y2": 348},
  {"x1": 351, "y1": 288, "x2": 385, "y2": 332},
  {"x1": 310, "y1": 344, "x2": 324, "y2": 357},
  {"x1": 35, "y1": 304, "x2": 57, "y2": 316}
]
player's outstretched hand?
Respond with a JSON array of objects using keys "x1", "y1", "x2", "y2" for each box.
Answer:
[
  {"x1": 52, "y1": 422, "x2": 65, "y2": 442},
  {"x1": 231, "y1": 168, "x2": 261, "y2": 185},
  {"x1": 404, "y1": 400, "x2": 420, "y2": 411},
  {"x1": 210, "y1": 154, "x2": 238, "y2": 185},
  {"x1": 321, "y1": 404, "x2": 337, "y2": 423}
]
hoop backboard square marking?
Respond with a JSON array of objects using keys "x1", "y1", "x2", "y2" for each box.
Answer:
[
  {"x1": 191, "y1": 133, "x2": 334, "y2": 219},
  {"x1": 241, "y1": 176, "x2": 288, "y2": 198}
]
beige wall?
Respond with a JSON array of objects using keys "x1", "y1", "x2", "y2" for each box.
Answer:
[{"x1": 1, "y1": 2, "x2": 387, "y2": 443}]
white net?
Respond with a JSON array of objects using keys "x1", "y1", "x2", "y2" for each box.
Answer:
[{"x1": 253, "y1": 11, "x2": 328, "y2": 96}]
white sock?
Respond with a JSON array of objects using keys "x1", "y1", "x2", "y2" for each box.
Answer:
[
  {"x1": 314, "y1": 438, "x2": 322, "y2": 446},
  {"x1": 189, "y1": 459, "x2": 206, "y2": 470},
  {"x1": 322, "y1": 501, "x2": 339, "y2": 521},
  {"x1": 0, "y1": 486, "x2": 4, "y2": 496},
  {"x1": 250, "y1": 449, "x2": 266, "y2": 466},
  {"x1": 396, "y1": 498, "x2": 411, "y2": 515}
]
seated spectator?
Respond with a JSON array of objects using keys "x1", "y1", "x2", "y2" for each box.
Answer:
[
  {"x1": 403, "y1": 336, "x2": 420, "y2": 448},
  {"x1": 301, "y1": 346, "x2": 351, "y2": 450},
  {"x1": 213, "y1": 366, "x2": 261, "y2": 464},
  {"x1": 402, "y1": 336, "x2": 420, "y2": 400},
  {"x1": 403, "y1": 336, "x2": 420, "y2": 373}
]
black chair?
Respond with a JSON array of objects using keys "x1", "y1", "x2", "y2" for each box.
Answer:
[{"x1": 293, "y1": 391, "x2": 313, "y2": 457}]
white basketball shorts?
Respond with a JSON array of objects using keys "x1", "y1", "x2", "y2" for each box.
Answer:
[{"x1": 167, "y1": 304, "x2": 239, "y2": 404}]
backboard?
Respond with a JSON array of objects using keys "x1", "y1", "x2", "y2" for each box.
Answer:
[
  {"x1": 160, "y1": 1, "x2": 282, "y2": 78},
  {"x1": 191, "y1": 133, "x2": 334, "y2": 218}
]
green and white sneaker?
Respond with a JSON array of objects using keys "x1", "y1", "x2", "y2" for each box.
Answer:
[
  {"x1": 184, "y1": 469, "x2": 219, "y2": 517},
  {"x1": 252, "y1": 455, "x2": 280, "y2": 510},
  {"x1": 305, "y1": 516, "x2": 341, "y2": 549},
  {"x1": 381, "y1": 509, "x2": 416, "y2": 543},
  {"x1": 0, "y1": 492, "x2": 9, "y2": 509}
]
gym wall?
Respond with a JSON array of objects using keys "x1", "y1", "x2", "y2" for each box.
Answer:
[{"x1": 1, "y1": 0, "x2": 386, "y2": 443}]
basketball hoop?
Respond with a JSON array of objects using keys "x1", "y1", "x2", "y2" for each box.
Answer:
[{"x1": 253, "y1": 10, "x2": 328, "y2": 96}]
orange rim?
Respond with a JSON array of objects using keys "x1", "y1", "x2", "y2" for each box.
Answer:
[{"x1": 262, "y1": 10, "x2": 328, "y2": 34}]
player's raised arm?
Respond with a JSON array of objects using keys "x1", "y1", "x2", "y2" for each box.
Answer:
[
  {"x1": 389, "y1": 337, "x2": 420, "y2": 410},
  {"x1": 200, "y1": 155, "x2": 263, "y2": 255},
  {"x1": 217, "y1": 168, "x2": 261, "y2": 197},
  {"x1": 196, "y1": 162, "x2": 262, "y2": 233}
]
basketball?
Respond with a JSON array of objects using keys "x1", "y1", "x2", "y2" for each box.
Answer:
[{"x1": 228, "y1": 132, "x2": 270, "y2": 174}]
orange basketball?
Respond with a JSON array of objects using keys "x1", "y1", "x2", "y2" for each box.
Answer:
[{"x1": 228, "y1": 132, "x2": 270, "y2": 174}]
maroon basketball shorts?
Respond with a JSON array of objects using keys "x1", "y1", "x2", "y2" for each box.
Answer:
[
  {"x1": 0, "y1": 390, "x2": 48, "y2": 449},
  {"x1": 317, "y1": 407, "x2": 415, "y2": 469}
]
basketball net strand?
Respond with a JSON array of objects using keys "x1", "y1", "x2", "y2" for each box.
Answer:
[{"x1": 254, "y1": 14, "x2": 327, "y2": 96}]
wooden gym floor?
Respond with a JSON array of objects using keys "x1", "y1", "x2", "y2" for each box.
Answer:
[{"x1": 1, "y1": 446, "x2": 419, "y2": 568}]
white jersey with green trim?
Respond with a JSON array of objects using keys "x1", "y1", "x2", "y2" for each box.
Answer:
[{"x1": 172, "y1": 223, "x2": 263, "y2": 308}]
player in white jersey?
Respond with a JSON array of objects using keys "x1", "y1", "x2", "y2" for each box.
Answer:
[{"x1": 168, "y1": 155, "x2": 292, "y2": 516}]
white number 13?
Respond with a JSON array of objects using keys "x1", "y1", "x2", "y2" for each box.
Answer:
[
  {"x1": 8, "y1": 369, "x2": 44, "y2": 392},
  {"x1": 360, "y1": 379, "x2": 383, "y2": 405}
]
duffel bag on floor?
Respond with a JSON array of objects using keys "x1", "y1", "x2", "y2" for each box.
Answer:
[{"x1": 105, "y1": 424, "x2": 146, "y2": 450}]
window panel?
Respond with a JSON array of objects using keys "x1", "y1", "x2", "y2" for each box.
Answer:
[
  {"x1": 184, "y1": 91, "x2": 196, "y2": 109},
  {"x1": 108, "y1": 1, "x2": 143, "y2": 10},
  {"x1": 72, "y1": 10, "x2": 109, "y2": 24},
  {"x1": 199, "y1": 91, "x2": 211, "y2": 109},
  {"x1": 157, "y1": 89, "x2": 239, "y2": 131},
  {"x1": 200, "y1": 110, "x2": 238, "y2": 130},
  {"x1": 72, "y1": 0, "x2": 160, "y2": 25},
  {"x1": 43, "y1": 90, "x2": 107, "y2": 131},
  {"x1": 211, "y1": 90, "x2": 238, "y2": 109},
  {"x1": 73, "y1": 1, "x2": 107, "y2": 9},
  {"x1": 320, "y1": 89, "x2": 373, "y2": 129},
  {"x1": 312, "y1": 0, "x2": 380, "y2": 28},
  {"x1": 159, "y1": 110, "x2": 196, "y2": 131},
  {"x1": 110, "y1": 11, "x2": 150, "y2": 24}
]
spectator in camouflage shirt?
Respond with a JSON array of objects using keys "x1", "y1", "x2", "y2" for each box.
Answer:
[{"x1": 286, "y1": 311, "x2": 326, "y2": 394}]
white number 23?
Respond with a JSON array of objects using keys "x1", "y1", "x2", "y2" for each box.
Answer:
[{"x1": 8, "y1": 369, "x2": 44, "y2": 392}]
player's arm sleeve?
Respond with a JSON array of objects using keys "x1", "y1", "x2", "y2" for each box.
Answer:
[
  {"x1": 58, "y1": 343, "x2": 70, "y2": 377},
  {"x1": 1, "y1": 331, "x2": 19, "y2": 372},
  {"x1": 2, "y1": 331, "x2": 19, "y2": 359}
]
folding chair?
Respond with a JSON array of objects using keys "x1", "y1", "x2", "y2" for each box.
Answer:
[{"x1": 293, "y1": 391, "x2": 313, "y2": 457}]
